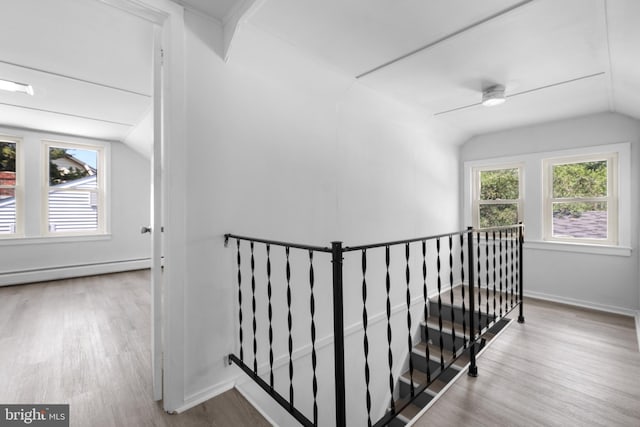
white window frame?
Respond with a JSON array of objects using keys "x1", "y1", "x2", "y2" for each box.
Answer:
[
  {"x1": 0, "y1": 135, "x2": 24, "y2": 237},
  {"x1": 472, "y1": 164, "x2": 524, "y2": 229},
  {"x1": 42, "y1": 140, "x2": 108, "y2": 236},
  {"x1": 542, "y1": 153, "x2": 618, "y2": 246}
]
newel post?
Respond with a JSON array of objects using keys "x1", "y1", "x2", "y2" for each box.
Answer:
[
  {"x1": 331, "y1": 241, "x2": 347, "y2": 427},
  {"x1": 518, "y1": 223, "x2": 525, "y2": 323},
  {"x1": 466, "y1": 227, "x2": 478, "y2": 377}
]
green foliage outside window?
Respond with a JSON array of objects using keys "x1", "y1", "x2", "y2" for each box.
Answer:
[
  {"x1": 0, "y1": 142, "x2": 16, "y2": 172},
  {"x1": 49, "y1": 147, "x2": 91, "y2": 185},
  {"x1": 480, "y1": 168, "x2": 519, "y2": 200},
  {"x1": 480, "y1": 204, "x2": 518, "y2": 228},
  {"x1": 552, "y1": 161, "x2": 607, "y2": 217},
  {"x1": 479, "y1": 168, "x2": 519, "y2": 228}
]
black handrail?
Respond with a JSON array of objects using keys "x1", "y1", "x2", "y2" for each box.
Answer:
[
  {"x1": 343, "y1": 224, "x2": 521, "y2": 252},
  {"x1": 225, "y1": 223, "x2": 524, "y2": 427},
  {"x1": 343, "y1": 229, "x2": 470, "y2": 252},
  {"x1": 224, "y1": 233, "x2": 332, "y2": 253}
]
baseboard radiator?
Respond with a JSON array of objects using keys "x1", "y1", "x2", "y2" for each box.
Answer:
[{"x1": 224, "y1": 224, "x2": 525, "y2": 426}]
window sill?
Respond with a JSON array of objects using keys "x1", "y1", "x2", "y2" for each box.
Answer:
[
  {"x1": 0, "y1": 234, "x2": 112, "y2": 246},
  {"x1": 524, "y1": 240, "x2": 631, "y2": 257}
]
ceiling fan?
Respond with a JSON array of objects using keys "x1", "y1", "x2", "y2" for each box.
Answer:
[{"x1": 433, "y1": 71, "x2": 605, "y2": 116}]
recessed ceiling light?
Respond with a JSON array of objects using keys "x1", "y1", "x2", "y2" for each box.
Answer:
[
  {"x1": 482, "y1": 85, "x2": 506, "y2": 106},
  {"x1": 0, "y1": 78, "x2": 34, "y2": 96}
]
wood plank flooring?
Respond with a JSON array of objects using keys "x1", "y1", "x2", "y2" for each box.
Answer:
[
  {"x1": 410, "y1": 297, "x2": 640, "y2": 427},
  {"x1": 0, "y1": 271, "x2": 270, "y2": 427}
]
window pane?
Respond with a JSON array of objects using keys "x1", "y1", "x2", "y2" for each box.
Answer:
[
  {"x1": 49, "y1": 146, "x2": 97, "y2": 188},
  {"x1": 0, "y1": 188, "x2": 16, "y2": 234},
  {"x1": 479, "y1": 203, "x2": 518, "y2": 228},
  {"x1": 48, "y1": 189, "x2": 98, "y2": 232},
  {"x1": 480, "y1": 168, "x2": 519, "y2": 200},
  {"x1": 552, "y1": 161, "x2": 606, "y2": 198},
  {"x1": 552, "y1": 202, "x2": 607, "y2": 239},
  {"x1": 0, "y1": 141, "x2": 16, "y2": 173}
]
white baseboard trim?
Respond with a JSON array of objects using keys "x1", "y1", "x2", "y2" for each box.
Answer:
[
  {"x1": 524, "y1": 290, "x2": 637, "y2": 317},
  {"x1": 175, "y1": 379, "x2": 235, "y2": 414},
  {"x1": 0, "y1": 258, "x2": 151, "y2": 287},
  {"x1": 235, "y1": 382, "x2": 280, "y2": 426}
]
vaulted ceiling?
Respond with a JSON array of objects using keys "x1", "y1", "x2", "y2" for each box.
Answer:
[
  {"x1": 193, "y1": 0, "x2": 640, "y2": 136},
  {"x1": 0, "y1": 0, "x2": 153, "y2": 141},
  {"x1": 1, "y1": 0, "x2": 638, "y2": 141}
]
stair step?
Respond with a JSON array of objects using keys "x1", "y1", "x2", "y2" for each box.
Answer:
[
  {"x1": 396, "y1": 402, "x2": 423, "y2": 424},
  {"x1": 392, "y1": 317, "x2": 514, "y2": 426},
  {"x1": 428, "y1": 284, "x2": 512, "y2": 323},
  {"x1": 421, "y1": 320, "x2": 467, "y2": 352},
  {"x1": 428, "y1": 302, "x2": 496, "y2": 325}
]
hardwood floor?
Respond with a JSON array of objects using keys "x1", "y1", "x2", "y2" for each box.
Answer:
[
  {"x1": 3, "y1": 272, "x2": 638, "y2": 426},
  {"x1": 0, "y1": 271, "x2": 270, "y2": 427},
  {"x1": 410, "y1": 298, "x2": 640, "y2": 427}
]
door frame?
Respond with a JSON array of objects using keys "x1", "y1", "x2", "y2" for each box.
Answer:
[{"x1": 97, "y1": 0, "x2": 187, "y2": 412}]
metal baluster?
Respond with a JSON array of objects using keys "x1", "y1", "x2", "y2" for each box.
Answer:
[
  {"x1": 485, "y1": 232, "x2": 490, "y2": 329},
  {"x1": 309, "y1": 250, "x2": 318, "y2": 425},
  {"x1": 251, "y1": 242, "x2": 257, "y2": 374},
  {"x1": 285, "y1": 247, "x2": 294, "y2": 408},
  {"x1": 236, "y1": 239, "x2": 243, "y2": 361},
  {"x1": 422, "y1": 241, "x2": 431, "y2": 383},
  {"x1": 499, "y1": 230, "x2": 504, "y2": 318},
  {"x1": 385, "y1": 246, "x2": 395, "y2": 412},
  {"x1": 460, "y1": 233, "x2": 467, "y2": 348},
  {"x1": 518, "y1": 224, "x2": 525, "y2": 323},
  {"x1": 476, "y1": 231, "x2": 482, "y2": 336},
  {"x1": 449, "y1": 235, "x2": 457, "y2": 356},
  {"x1": 492, "y1": 231, "x2": 497, "y2": 322},
  {"x1": 504, "y1": 230, "x2": 509, "y2": 315},
  {"x1": 361, "y1": 250, "x2": 372, "y2": 426},
  {"x1": 266, "y1": 245, "x2": 274, "y2": 389},
  {"x1": 510, "y1": 228, "x2": 515, "y2": 309},
  {"x1": 405, "y1": 243, "x2": 414, "y2": 397},
  {"x1": 467, "y1": 228, "x2": 478, "y2": 377},
  {"x1": 436, "y1": 239, "x2": 444, "y2": 370}
]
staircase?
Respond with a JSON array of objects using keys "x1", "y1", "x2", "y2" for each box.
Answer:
[{"x1": 389, "y1": 285, "x2": 512, "y2": 426}]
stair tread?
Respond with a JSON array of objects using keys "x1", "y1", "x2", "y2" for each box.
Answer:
[
  {"x1": 413, "y1": 341, "x2": 455, "y2": 361},
  {"x1": 397, "y1": 402, "x2": 423, "y2": 420},
  {"x1": 423, "y1": 318, "x2": 460, "y2": 331},
  {"x1": 429, "y1": 285, "x2": 513, "y2": 310},
  {"x1": 400, "y1": 367, "x2": 430, "y2": 386}
]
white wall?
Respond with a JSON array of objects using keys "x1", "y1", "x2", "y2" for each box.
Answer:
[
  {"x1": 179, "y1": 10, "x2": 467, "y2": 424},
  {"x1": 0, "y1": 126, "x2": 151, "y2": 285},
  {"x1": 461, "y1": 113, "x2": 640, "y2": 314}
]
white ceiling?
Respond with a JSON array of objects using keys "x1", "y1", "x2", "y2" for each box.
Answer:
[
  {"x1": 223, "y1": 0, "x2": 640, "y2": 136},
  {"x1": 1, "y1": 0, "x2": 638, "y2": 141},
  {"x1": 0, "y1": 0, "x2": 153, "y2": 141}
]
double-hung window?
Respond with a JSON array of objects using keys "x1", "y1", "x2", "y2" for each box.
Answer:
[
  {"x1": 543, "y1": 153, "x2": 617, "y2": 245},
  {"x1": 44, "y1": 141, "x2": 106, "y2": 235},
  {"x1": 0, "y1": 136, "x2": 22, "y2": 236},
  {"x1": 472, "y1": 165, "x2": 523, "y2": 228}
]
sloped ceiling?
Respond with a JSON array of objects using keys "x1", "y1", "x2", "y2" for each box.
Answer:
[
  {"x1": 189, "y1": 0, "x2": 640, "y2": 137},
  {"x1": 2, "y1": 0, "x2": 638, "y2": 141},
  {"x1": 0, "y1": 0, "x2": 153, "y2": 141}
]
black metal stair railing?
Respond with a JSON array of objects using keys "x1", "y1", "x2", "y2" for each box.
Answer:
[{"x1": 224, "y1": 223, "x2": 524, "y2": 427}]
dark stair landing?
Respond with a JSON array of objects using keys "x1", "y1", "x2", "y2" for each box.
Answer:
[{"x1": 387, "y1": 285, "x2": 512, "y2": 426}]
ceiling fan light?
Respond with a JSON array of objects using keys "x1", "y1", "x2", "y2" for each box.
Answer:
[
  {"x1": 482, "y1": 85, "x2": 505, "y2": 106},
  {"x1": 0, "y1": 78, "x2": 34, "y2": 96}
]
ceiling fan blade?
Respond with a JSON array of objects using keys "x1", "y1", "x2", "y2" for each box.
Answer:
[{"x1": 434, "y1": 71, "x2": 606, "y2": 116}]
